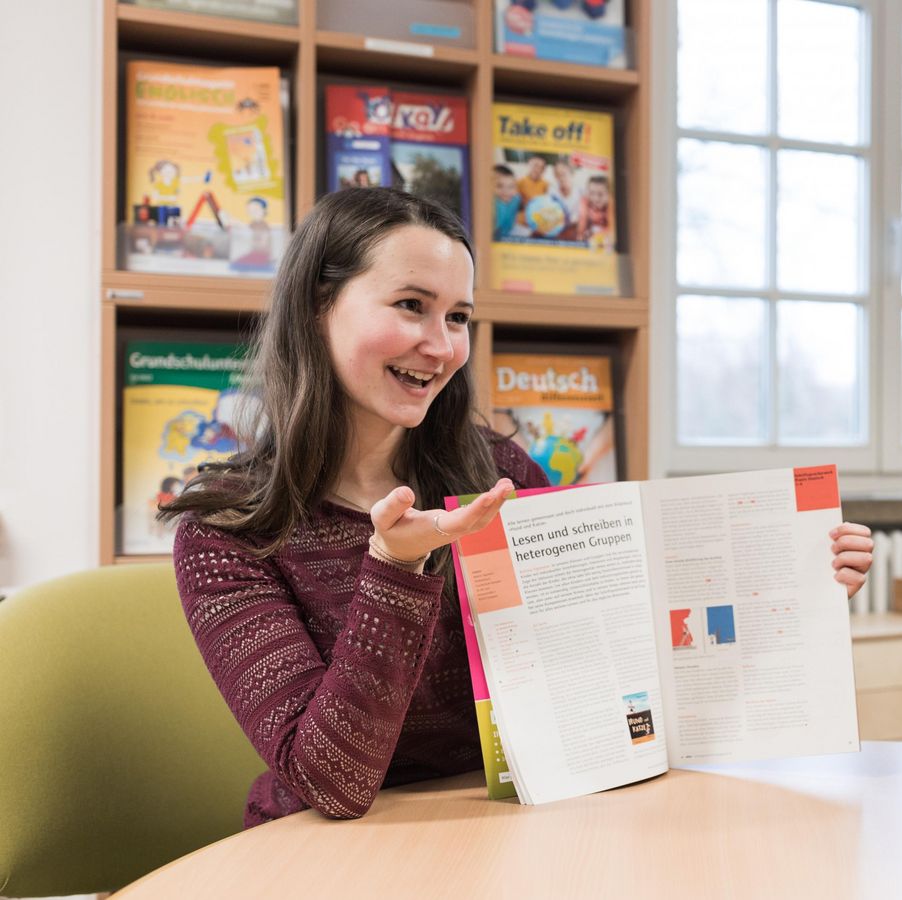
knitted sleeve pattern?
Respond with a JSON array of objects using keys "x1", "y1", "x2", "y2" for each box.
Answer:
[
  {"x1": 172, "y1": 433, "x2": 548, "y2": 824},
  {"x1": 173, "y1": 519, "x2": 445, "y2": 820}
]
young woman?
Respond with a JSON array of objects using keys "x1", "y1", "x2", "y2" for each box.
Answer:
[{"x1": 162, "y1": 187, "x2": 873, "y2": 825}]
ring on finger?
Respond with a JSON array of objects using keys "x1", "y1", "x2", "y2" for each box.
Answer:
[{"x1": 433, "y1": 513, "x2": 453, "y2": 537}]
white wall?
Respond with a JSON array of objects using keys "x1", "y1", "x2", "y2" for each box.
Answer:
[{"x1": 0, "y1": 0, "x2": 101, "y2": 593}]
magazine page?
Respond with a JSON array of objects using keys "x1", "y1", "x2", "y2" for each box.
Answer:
[
  {"x1": 455, "y1": 482, "x2": 668, "y2": 805},
  {"x1": 640, "y1": 466, "x2": 859, "y2": 765},
  {"x1": 446, "y1": 493, "x2": 518, "y2": 801},
  {"x1": 447, "y1": 484, "x2": 587, "y2": 800}
]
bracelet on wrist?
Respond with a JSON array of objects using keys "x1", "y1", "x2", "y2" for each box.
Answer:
[{"x1": 367, "y1": 535, "x2": 430, "y2": 572}]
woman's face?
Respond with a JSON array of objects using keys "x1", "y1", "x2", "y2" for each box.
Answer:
[{"x1": 322, "y1": 224, "x2": 474, "y2": 434}]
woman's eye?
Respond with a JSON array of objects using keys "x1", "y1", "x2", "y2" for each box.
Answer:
[
  {"x1": 448, "y1": 311, "x2": 471, "y2": 325},
  {"x1": 397, "y1": 298, "x2": 422, "y2": 313}
]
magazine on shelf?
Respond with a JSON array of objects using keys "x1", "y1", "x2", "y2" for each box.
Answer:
[
  {"x1": 325, "y1": 84, "x2": 471, "y2": 229},
  {"x1": 121, "y1": 0, "x2": 298, "y2": 25},
  {"x1": 494, "y1": 0, "x2": 627, "y2": 68},
  {"x1": 123, "y1": 60, "x2": 289, "y2": 277},
  {"x1": 492, "y1": 347, "x2": 620, "y2": 487},
  {"x1": 319, "y1": 0, "x2": 474, "y2": 48},
  {"x1": 491, "y1": 101, "x2": 618, "y2": 295},
  {"x1": 390, "y1": 90, "x2": 471, "y2": 229},
  {"x1": 121, "y1": 341, "x2": 250, "y2": 555},
  {"x1": 447, "y1": 466, "x2": 860, "y2": 804},
  {"x1": 325, "y1": 85, "x2": 394, "y2": 192}
]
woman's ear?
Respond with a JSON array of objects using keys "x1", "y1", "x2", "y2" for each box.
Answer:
[{"x1": 313, "y1": 287, "x2": 332, "y2": 332}]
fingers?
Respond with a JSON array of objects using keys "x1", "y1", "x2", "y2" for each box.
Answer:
[
  {"x1": 832, "y1": 550, "x2": 873, "y2": 573},
  {"x1": 438, "y1": 478, "x2": 514, "y2": 538},
  {"x1": 477, "y1": 477, "x2": 515, "y2": 508},
  {"x1": 834, "y1": 565, "x2": 867, "y2": 599},
  {"x1": 370, "y1": 486, "x2": 416, "y2": 532},
  {"x1": 829, "y1": 523, "x2": 874, "y2": 591},
  {"x1": 826, "y1": 523, "x2": 873, "y2": 600},
  {"x1": 831, "y1": 534, "x2": 874, "y2": 554},
  {"x1": 830, "y1": 522, "x2": 872, "y2": 539},
  {"x1": 468, "y1": 478, "x2": 514, "y2": 525}
]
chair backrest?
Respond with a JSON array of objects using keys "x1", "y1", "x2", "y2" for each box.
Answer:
[{"x1": 0, "y1": 564, "x2": 266, "y2": 897}]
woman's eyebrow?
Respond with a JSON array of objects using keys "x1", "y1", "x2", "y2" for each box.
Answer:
[{"x1": 395, "y1": 283, "x2": 438, "y2": 299}]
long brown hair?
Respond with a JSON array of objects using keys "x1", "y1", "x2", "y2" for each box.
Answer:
[{"x1": 159, "y1": 188, "x2": 499, "y2": 567}]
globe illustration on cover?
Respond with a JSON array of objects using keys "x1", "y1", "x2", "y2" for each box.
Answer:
[
  {"x1": 528, "y1": 433, "x2": 583, "y2": 486},
  {"x1": 525, "y1": 193, "x2": 567, "y2": 237}
]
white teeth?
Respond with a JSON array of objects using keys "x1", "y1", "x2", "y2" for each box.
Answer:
[{"x1": 390, "y1": 366, "x2": 435, "y2": 382}]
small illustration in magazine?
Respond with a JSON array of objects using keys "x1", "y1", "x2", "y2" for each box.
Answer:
[
  {"x1": 623, "y1": 691, "x2": 656, "y2": 745},
  {"x1": 706, "y1": 605, "x2": 737, "y2": 646},
  {"x1": 670, "y1": 608, "x2": 698, "y2": 650}
]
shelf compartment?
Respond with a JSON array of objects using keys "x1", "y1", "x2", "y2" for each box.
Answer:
[
  {"x1": 317, "y1": 0, "x2": 475, "y2": 50},
  {"x1": 492, "y1": 55, "x2": 638, "y2": 103},
  {"x1": 118, "y1": 2, "x2": 300, "y2": 58},
  {"x1": 316, "y1": 30, "x2": 478, "y2": 83}
]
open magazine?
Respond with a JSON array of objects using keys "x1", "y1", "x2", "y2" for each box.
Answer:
[{"x1": 446, "y1": 466, "x2": 860, "y2": 804}]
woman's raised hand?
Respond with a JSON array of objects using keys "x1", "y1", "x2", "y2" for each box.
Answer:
[
  {"x1": 831, "y1": 522, "x2": 873, "y2": 599},
  {"x1": 370, "y1": 478, "x2": 515, "y2": 565}
]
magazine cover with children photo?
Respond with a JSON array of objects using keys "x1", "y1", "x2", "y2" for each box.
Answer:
[{"x1": 491, "y1": 102, "x2": 618, "y2": 295}]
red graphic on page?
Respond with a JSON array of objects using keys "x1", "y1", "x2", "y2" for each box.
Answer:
[{"x1": 793, "y1": 465, "x2": 839, "y2": 512}]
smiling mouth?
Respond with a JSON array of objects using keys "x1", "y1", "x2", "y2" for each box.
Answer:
[{"x1": 388, "y1": 365, "x2": 437, "y2": 388}]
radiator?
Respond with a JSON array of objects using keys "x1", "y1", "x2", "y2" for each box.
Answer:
[{"x1": 850, "y1": 529, "x2": 902, "y2": 615}]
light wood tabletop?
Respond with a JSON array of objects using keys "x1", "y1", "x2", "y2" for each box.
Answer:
[{"x1": 115, "y1": 742, "x2": 902, "y2": 900}]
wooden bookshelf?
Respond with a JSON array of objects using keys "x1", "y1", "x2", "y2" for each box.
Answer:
[
  {"x1": 491, "y1": 54, "x2": 640, "y2": 99},
  {"x1": 316, "y1": 30, "x2": 480, "y2": 79},
  {"x1": 99, "y1": 0, "x2": 652, "y2": 564}
]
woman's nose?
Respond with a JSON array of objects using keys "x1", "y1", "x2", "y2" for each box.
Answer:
[{"x1": 420, "y1": 319, "x2": 454, "y2": 361}]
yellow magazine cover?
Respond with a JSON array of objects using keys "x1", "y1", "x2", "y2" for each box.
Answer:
[
  {"x1": 121, "y1": 341, "x2": 250, "y2": 555},
  {"x1": 492, "y1": 351, "x2": 619, "y2": 486},
  {"x1": 491, "y1": 102, "x2": 618, "y2": 295},
  {"x1": 124, "y1": 60, "x2": 287, "y2": 276}
]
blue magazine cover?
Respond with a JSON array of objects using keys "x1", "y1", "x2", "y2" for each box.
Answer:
[{"x1": 494, "y1": 0, "x2": 627, "y2": 68}]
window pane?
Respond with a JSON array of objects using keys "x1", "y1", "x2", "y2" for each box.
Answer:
[
  {"x1": 677, "y1": 296, "x2": 769, "y2": 444},
  {"x1": 778, "y1": 0, "x2": 865, "y2": 145},
  {"x1": 678, "y1": 0, "x2": 768, "y2": 135},
  {"x1": 777, "y1": 150, "x2": 864, "y2": 294},
  {"x1": 777, "y1": 301, "x2": 864, "y2": 443},
  {"x1": 678, "y1": 139, "x2": 768, "y2": 289}
]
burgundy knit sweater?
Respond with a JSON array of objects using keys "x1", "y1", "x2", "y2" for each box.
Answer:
[{"x1": 173, "y1": 437, "x2": 548, "y2": 825}]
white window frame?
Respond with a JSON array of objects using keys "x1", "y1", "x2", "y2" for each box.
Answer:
[
  {"x1": 651, "y1": 0, "x2": 902, "y2": 490},
  {"x1": 880, "y1": 0, "x2": 902, "y2": 473}
]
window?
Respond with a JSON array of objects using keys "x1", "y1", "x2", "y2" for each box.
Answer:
[{"x1": 652, "y1": 0, "x2": 902, "y2": 484}]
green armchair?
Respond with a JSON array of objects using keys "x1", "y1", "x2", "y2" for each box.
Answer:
[{"x1": 0, "y1": 564, "x2": 266, "y2": 897}]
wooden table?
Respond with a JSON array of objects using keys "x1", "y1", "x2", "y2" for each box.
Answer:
[{"x1": 116, "y1": 742, "x2": 902, "y2": 900}]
